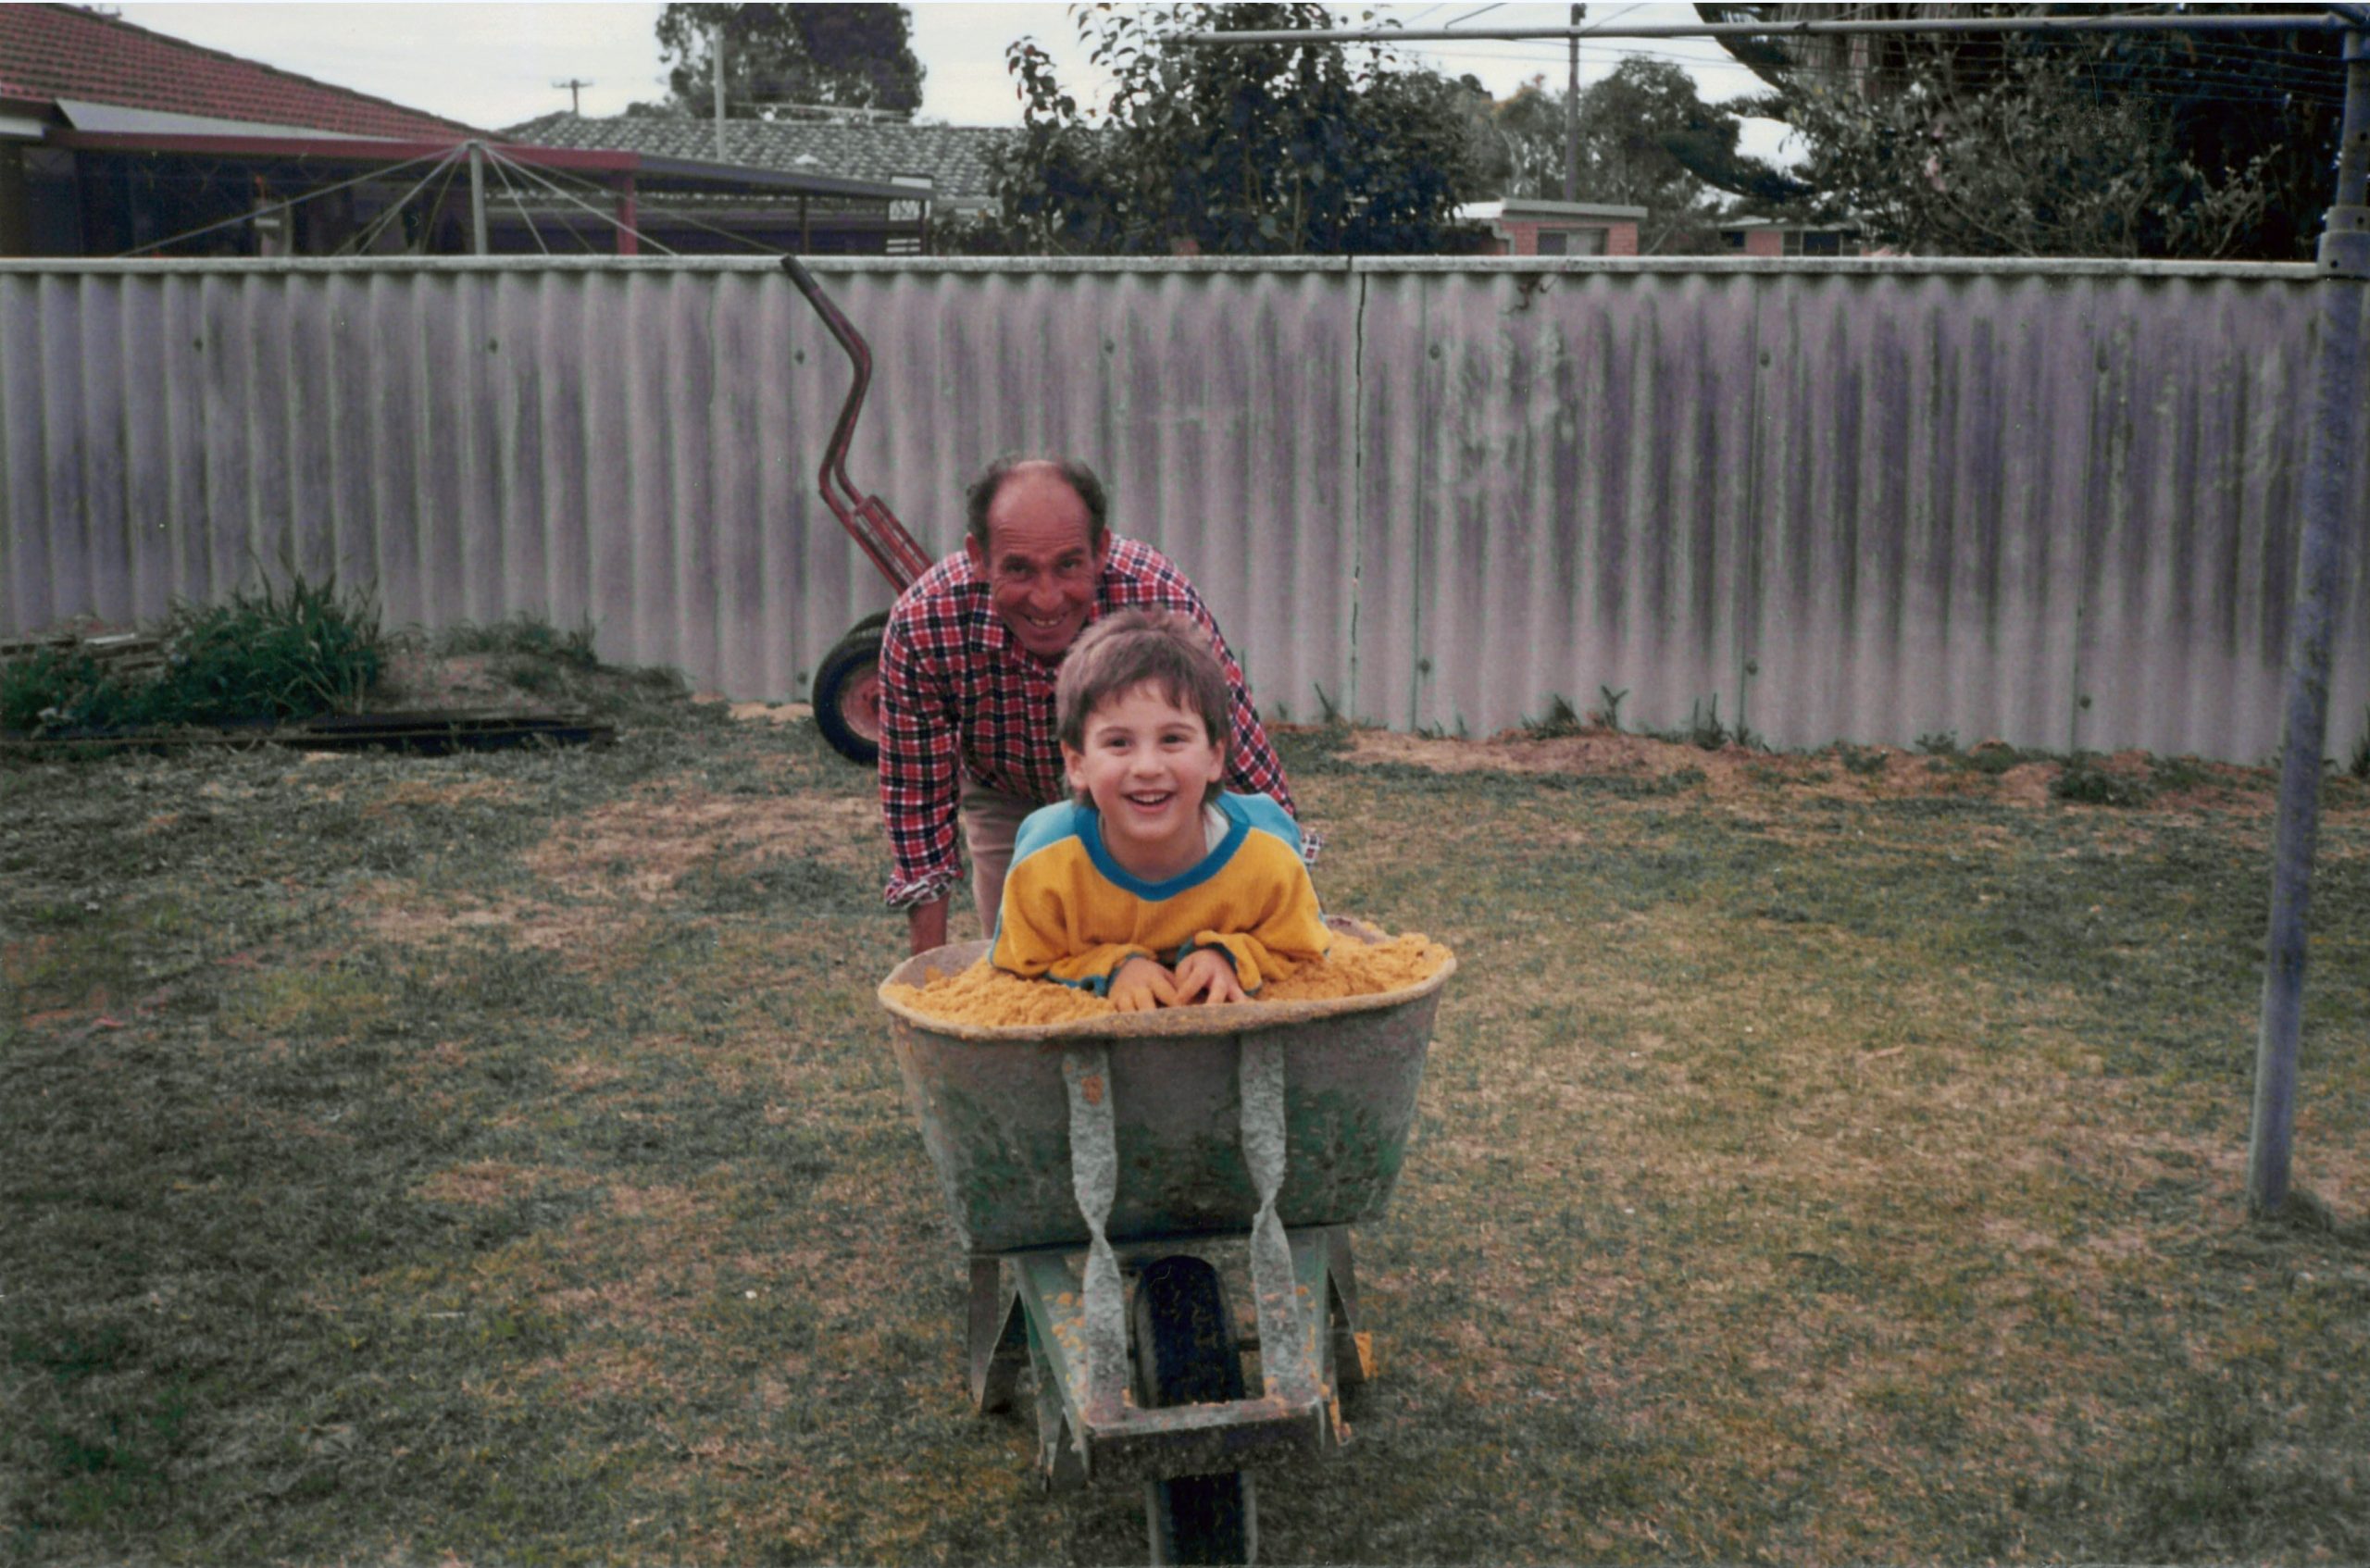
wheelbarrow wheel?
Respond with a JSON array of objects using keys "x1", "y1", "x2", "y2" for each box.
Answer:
[
  {"x1": 1130, "y1": 1255, "x2": 1255, "y2": 1566},
  {"x1": 812, "y1": 613, "x2": 890, "y2": 766}
]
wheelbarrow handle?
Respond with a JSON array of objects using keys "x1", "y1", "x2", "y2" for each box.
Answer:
[{"x1": 781, "y1": 255, "x2": 933, "y2": 592}]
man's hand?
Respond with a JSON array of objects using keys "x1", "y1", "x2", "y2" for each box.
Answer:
[
  {"x1": 1172, "y1": 948, "x2": 1246, "y2": 1005},
  {"x1": 1109, "y1": 956, "x2": 1179, "y2": 1013},
  {"x1": 908, "y1": 897, "x2": 951, "y2": 957}
]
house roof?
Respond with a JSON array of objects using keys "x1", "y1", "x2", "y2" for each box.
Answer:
[
  {"x1": 1461, "y1": 198, "x2": 1650, "y2": 223},
  {"x1": 0, "y1": 3, "x2": 480, "y2": 141},
  {"x1": 503, "y1": 113, "x2": 1009, "y2": 204},
  {"x1": 1718, "y1": 215, "x2": 1864, "y2": 233}
]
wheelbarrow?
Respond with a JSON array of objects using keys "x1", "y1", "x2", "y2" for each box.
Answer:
[
  {"x1": 780, "y1": 255, "x2": 932, "y2": 766},
  {"x1": 877, "y1": 919, "x2": 1454, "y2": 1563}
]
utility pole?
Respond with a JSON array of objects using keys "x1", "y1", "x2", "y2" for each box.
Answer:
[
  {"x1": 1564, "y1": 3, "x2": 1584, "y2": 201},
  {"x1": 552, "y1": 78, "x2": 592, "y2": 115},
  {"x1": 2249, "y1": 13, "x2": 2368, "y2": 1216},
  {"x1": 712, "y1": 18, "x2": 729, "y2": 164}
]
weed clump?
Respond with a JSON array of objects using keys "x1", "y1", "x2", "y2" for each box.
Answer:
[
  {"x1": 1666, "y1": 693, "x2": 1747, "y2": 751},
  {"x1": 1962, "y1": 740, "x2": 2026, "y2": 776},
  {"x1": 1523, "y1": 685, "x2": 1631, "y2": 740},
  {"x1": 434, "y1": 616, "x2": 600, "y2": 669},
  {"x1": 2, "y1": 571, "x2": 384, "y2": 737},
  {"x1": 1526, "y1": 693, "x2": 1586, "y2": 740},
  {"x1": 0, "y1": 646, "x2": 140, "y2": 734},
  {"x1": 149, "y1": 573, "x2": 383, "y2": 724},
  {"x1": 2053, "y1": 753, "x2": 2155, "y2": 807},
  {"x1": 1835, "y1": 742, "x2": 1889, "y2": 777}
]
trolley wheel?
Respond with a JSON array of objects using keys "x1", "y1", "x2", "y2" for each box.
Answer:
[
  {"x1": 812, "y1": 615, "x2": 889, "y2": 765},
  {"x1": 1130, "y1": 1255, "x2": 1255, "y2": 1566}
]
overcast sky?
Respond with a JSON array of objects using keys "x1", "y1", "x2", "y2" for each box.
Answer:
[{"x1": 106, "y1": 2, "x2": 1795, "y2": 157}]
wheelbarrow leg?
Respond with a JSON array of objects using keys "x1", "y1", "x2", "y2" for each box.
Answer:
[
  {"x1": 1318, "y1": 1226, "x2": 1375, "y2": 1390},
  {"x1": 967, "y1": 1257, "x2": 1028, "y2": 1415}
]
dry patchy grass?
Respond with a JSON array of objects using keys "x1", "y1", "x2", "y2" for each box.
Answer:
[{"x1": 4, "y1": 688, "x2": 2367, "y2": 1565}]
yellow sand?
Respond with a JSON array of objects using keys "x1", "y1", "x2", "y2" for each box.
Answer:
[{"x1": 884, "y1": 932, "x2": 1453, "y2": 1029}]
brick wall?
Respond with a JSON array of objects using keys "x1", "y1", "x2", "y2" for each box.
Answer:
[{"x1": 1494, "y1": 218, "x2": 1639, "y2": 256}]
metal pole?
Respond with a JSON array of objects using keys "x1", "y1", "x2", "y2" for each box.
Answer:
[
  {"x1": 615, "y1": 174, "x2": 638, "y2": 258},
  {"x1": 1564, "y1": 3, "x2": 1582, "y2": 203},
  {"x1": 468, "y1": 141, "x2": 488, "y2": 255},
  {"x1": 2249, "y1": 23, "x2": 2369, "y2": 1216}
]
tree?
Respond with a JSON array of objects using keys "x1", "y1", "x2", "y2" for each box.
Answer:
[
  {"x1": 1485, "y1": 58, "x2": 1799, "y2": 253},
  {"x1": 1694, "y1": 4, "x2": 2346, "y2": 259},
  {"x1": 979, "y1": 4, "x2": 1492, "y2": 255},
  {"x1": 654, "y1": 4, "x2": 924, "y2": 119}
]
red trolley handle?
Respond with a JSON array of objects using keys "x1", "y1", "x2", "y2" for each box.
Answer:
[{"x1": 780, "y1": 255, "x2": 934, "y2": 593}]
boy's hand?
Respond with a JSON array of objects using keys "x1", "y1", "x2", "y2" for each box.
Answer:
[
  {"x1": 1172, "y1": 948, "x2": 1246, "y2": 1005},
  {"x1": 1109, "y1": 957, "x2": 1179, "y2": 1013}
]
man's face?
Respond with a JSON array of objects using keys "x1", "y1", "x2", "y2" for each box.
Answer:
[{"x1": 967, "y1": 466, "x2": 1109, "y2": 660}]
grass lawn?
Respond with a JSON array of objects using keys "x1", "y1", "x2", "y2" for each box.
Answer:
[{"x1": 6, "y1": 657, "x2": 2368, "y2": 1565}]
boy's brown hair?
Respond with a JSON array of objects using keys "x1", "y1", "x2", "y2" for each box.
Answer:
[{"x1": 1055, "y1": 609, "x2": 1232, "y2": 800}]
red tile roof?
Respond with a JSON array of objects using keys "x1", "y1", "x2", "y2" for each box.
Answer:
[{"x1": 0, "y1": 4, "x2": 480, "y2": 139}]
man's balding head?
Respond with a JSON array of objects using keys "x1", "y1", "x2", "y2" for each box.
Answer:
[{"x1": 964, "y1": 455, "x2": 1109, "y2": 549}]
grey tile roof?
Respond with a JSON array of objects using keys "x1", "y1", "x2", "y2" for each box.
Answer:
[{"x1": 500, "y1": 113, "x2": 1009, "y2": 202}]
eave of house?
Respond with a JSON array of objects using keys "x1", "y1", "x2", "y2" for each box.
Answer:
[{"x1": 44, "y1": 131, "x2": 924, "y2": 202}]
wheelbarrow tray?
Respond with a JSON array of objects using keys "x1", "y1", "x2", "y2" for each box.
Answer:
[{"x1": 878, "y1": 919, "x2": 1453, "y2": 1254}]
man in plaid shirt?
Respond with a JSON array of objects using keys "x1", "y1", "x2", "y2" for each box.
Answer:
[{"x1": 879, "y1": 454, "x2": 1301, "y2": 955}]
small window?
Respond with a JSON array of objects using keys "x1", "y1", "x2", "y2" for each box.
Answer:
[
  {"x1": 1536, "y1": 228, "x2": 1606, "y2": 256},
  {"x1": 1722, "y1": 230, "x2": 1746, "y2": 250},
  {"x1": 1802, "y1": 230, "x2": 1842, "y2": 256}
]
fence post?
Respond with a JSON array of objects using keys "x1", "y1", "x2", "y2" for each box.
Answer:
[{"x1": 2247, "y1": 19, "x2": 2368, "y2": 1216}]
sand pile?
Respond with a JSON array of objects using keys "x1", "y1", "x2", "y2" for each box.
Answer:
[{"x1": 884, "y1": 931, "x2": 1452, "y2": 1029}]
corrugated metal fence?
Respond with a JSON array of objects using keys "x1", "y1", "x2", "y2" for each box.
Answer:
[{"x1": 3, "y1": 255, "x2": 2364, "y2": 762}]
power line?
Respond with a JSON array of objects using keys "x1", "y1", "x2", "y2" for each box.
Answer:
[
  {"x1": 1184, "y1": 11, "x2": 2356, "y2": 45},
  {"x1": 115, "y1": 144, "x2": 465, "y2": 259}
]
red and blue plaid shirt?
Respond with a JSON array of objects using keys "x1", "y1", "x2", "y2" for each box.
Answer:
[{"x1": 878, "y1": 537, "x2": 1299, "y2": 908}]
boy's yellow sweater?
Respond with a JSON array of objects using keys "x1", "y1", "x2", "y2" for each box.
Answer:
[{"x1": 989, "y1": 792, "x2": 1328, "y2": 994}]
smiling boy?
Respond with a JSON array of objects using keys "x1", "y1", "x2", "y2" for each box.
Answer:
[
  {"x1": 987, "y1": 610, "x2": 1329, "y2": 1012},
  {"x1": 876, "y1": 456, "x2": 1302, "y2": 958}
]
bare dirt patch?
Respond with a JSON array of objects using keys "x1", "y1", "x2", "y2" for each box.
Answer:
[
  {"x1": 524, "y1": 786, "x2": 877, "y2": 901},
  {"x1": 717, "y1": 699, "x2": 814, "y2": 726},
  {"x1": 368, "y1": 776, "x2": 525, "y2": 811},
  {"x1": 375, "y1": 643, "x2": 552, "y2": 712},
  {"x1": 418, "y1": 1161, "x2": 592, "y2": 1208},
  {"x1": 1338, "y1": 725, "x2": 2345, "y2": 820},
  {"x1": 349, "y1": 880, "x2": 643, "y2": 968}
]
